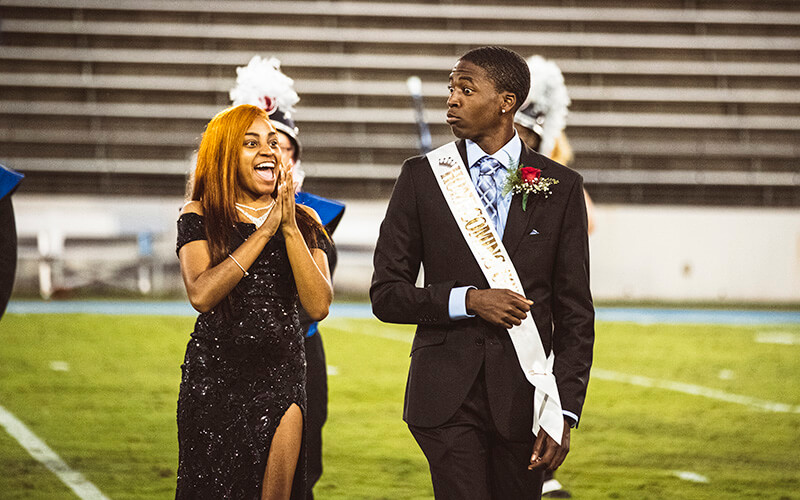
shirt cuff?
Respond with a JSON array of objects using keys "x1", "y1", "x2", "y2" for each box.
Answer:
[
  {"x1": 563, "y1": 410, "x2": 579, "y2": 428},
  {"x1": 448, "y1": 286, "x2": 476, "y2": 320}
]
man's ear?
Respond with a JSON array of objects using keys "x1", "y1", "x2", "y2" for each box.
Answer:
[{"x1": 501, "y1": 92, "x2": 517, "y2": 115}]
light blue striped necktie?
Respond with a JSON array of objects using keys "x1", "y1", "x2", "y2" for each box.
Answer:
[{"x1": 474, "y1": 155, "x2": 503, "y2": 229}]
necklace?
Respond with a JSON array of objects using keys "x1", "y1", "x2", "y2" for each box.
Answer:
[
  {"x1": 235, "y1": 200, "x2": 276, "y2": 227},
  {"x1": 235, "y1": 202, "x2": 274, "y2": 212}
]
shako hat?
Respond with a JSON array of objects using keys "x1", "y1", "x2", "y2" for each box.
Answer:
[{"x1": 229, "y1": 55, "x2": 301, "y2": 159}]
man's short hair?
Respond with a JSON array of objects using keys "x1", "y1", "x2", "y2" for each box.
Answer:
[{"x1": 459, "y1": 46, "x2": 530, "y2": 112}]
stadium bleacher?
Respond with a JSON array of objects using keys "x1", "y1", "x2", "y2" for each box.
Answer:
[{"x1": 1, "y1": 0, "x2": 799, "y2": 206}]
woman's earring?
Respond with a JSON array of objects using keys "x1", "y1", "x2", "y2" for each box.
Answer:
[{"x1": 501, "y1": 109, "x2": 507, "y2": 114}]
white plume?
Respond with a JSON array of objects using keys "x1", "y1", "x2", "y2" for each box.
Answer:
[
  {"x1": 229, "y1": 55, "x2": 299, "y2": 118},
  {"x1": 518, "y1": 55, "x2": 571, "y2": 158}
]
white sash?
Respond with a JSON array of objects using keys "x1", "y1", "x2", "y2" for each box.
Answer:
[{"x1": 427, "y1": 141, "x2": 563, "y2": 444}]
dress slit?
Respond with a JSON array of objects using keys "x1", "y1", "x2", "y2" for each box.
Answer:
[{"x1": 260, "y1": 402, "x2": 307, "y2": 499}]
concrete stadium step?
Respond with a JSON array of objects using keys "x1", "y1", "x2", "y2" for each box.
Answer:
[
  {"x1": 4, "y1": 72, "x2": 800, "y2": 107},
  {"x1": 3, "y1": 100, "x2": 799, "y2": 132},
  {"x1": 4, "y1": 128, "x2": 798, "y2": 161},
  {"x1": 6, "y1": 0, "x2": 800, "y2": 26},
  {"x1": 5, "y1": 47, "x2": 800, "y2": 79},
  {"x1": 4, "y1": 19, "x2": 799, "y2": 54}
]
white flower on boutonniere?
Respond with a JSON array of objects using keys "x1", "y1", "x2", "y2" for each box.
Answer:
[{"x1": 501, "y1": 163, "x2": 559, "y2": 210}]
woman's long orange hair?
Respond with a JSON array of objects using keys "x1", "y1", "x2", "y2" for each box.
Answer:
[{"x1": 191, "y1": 104, "x2": 323, "y2": 267}]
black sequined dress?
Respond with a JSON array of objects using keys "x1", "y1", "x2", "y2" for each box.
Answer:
[{"x1": 175, "y1": 213, "x2": 322, "y2": 499}]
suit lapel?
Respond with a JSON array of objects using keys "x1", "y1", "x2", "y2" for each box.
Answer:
[
  {"x1": 502, "y1": 145, "x2": 546, "y2": 257},
  {"x1": 455, "y1": 139, "x2": 469, "y2": 174}
]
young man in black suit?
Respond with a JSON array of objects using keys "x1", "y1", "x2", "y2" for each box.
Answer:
[{"x1": 371, "y1": 46, "x2": 594, "y2": 499}]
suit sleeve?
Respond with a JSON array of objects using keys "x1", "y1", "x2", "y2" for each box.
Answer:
[
  {"x1": 370, "y1": 159, "x2": 455, "y2": 325},
  {"x1": 551, "y1": 174, "x2": 595, "y2": 422}
]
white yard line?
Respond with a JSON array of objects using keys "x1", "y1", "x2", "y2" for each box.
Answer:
[
  {"x1": 673, "y1": 471, "x2": 709, "y2": 483},
  {"x1": 0, "y1": 403, "x2": 111, "y2": 500},
  {"x1": 592, "y1": 368, "x2": 800, "y2": 413},
  {"x1": 755, "y1": 331, "x2": 800, "y2": 345}
]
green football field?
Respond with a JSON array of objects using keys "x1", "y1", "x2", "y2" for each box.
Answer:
[{"x1": 0, "y1": 313, "x2": 798, "y2": 499}]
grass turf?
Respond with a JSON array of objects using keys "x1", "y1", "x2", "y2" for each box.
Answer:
[{"x1": 0, "y1": 313, "x2": 798, "y2": 499}]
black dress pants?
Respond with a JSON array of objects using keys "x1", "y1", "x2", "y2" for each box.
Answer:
[{"x1": 409, "y1": 365, "x2": 544, "y2": 500}]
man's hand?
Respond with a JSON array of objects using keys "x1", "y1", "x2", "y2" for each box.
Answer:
[
  {"x1": 465, "y1": 288, "x2": 532, "y2": 329},
  {"x1": 528, "y1": 418, "x2": 571, "y2": 472}
]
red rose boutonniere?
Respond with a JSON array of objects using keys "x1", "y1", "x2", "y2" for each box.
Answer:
[
  {"x1": 501, "y1": 163, "x2": 559, "y2": 210},
  {"x1": 520, "y1": 166, "x2": 542, "y2": 183}
]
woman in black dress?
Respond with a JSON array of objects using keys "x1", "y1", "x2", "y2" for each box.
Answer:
[{"x1": 175, "y1": 104, "x2": 332, "y2": 499}]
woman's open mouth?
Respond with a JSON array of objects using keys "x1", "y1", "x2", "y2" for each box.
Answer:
[{"x1": 254, "y1": 161, "x2": 276, "y2": 182}]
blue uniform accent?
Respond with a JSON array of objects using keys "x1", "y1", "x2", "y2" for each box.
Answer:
[
  {"x1": 305, "y1": 322, "x2": 319, "y2": 337},
  {"x1": 295, "y1": 191, "x2": 345, "y2": 228},
  {"x1": 0, "y1": 165, "x2": 24, "y2": 200}
]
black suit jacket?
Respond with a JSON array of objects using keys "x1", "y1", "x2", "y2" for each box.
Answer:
[{"x1": 371, "y1": 139, "x2": 594, "y2": 441}]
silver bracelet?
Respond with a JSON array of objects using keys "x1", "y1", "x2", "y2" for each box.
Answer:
[{"x1": 228, "y1": 254, "x2": 249, "y2": 277}]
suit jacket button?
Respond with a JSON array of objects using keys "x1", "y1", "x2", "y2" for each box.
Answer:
[{"x1": 475, "y1": 337, "x2": 485, "y2": 346}]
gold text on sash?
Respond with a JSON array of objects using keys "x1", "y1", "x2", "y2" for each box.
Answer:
[{"x1": 440, "y1": 166, "x2": 507, "y2": 268}]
